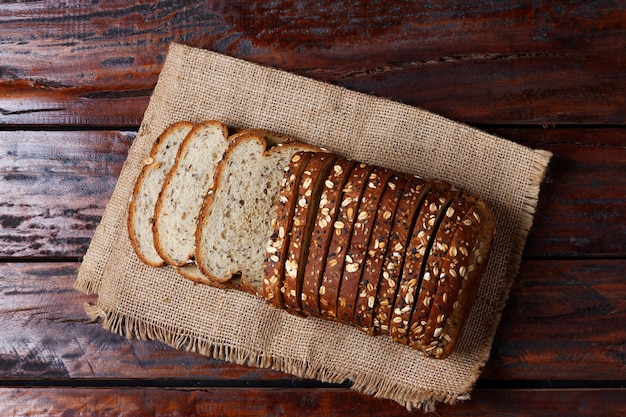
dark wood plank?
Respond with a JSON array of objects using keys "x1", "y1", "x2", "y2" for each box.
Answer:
[
  {"x1": 482, "y1": 259, "x2": 626, "y2": 381},
  {"x1": 0, "y1": 262, "x2": 294, "y2": 380},
  {"x1": 0, "y1": 387, "x2": 624, "y2": 416},
  {"x1": 0, "y1": 130, "x2": 133, "y2": 258},
  {"x1": 491, "y1": 127, "x2": 626, "y2": 258},
  {"x1": 1, "y1": 1, "x2": 624, "y2": 126},
  {"x1": 1, "y1": 260, "x2": 623, "y2": 381},
  {"x1": 2, "y1": 128, "x2": 623, "y2": 258}
]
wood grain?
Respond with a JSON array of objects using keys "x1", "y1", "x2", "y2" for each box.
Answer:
[
  {"x1": 0, "y1": 262, "x2": 292, "y2": 380},
  {"x1": 1, "y1": 128, "x2": 623, "y2": 258},
  {"x1": 1, "y1": 1, "x2": 624, "y2": 126},
  {"x1": 0, "y1": 130, "x2": 133, "y2": 258},
  {"x1": 1, "y1": 1, "x2": 625, "y2": 414},
  {"x1": 1, "y1": 387, "x2": 624, "y2": 417},
  {"x1": 1, "y1": 260, "x2": 623, "y2": 381}
]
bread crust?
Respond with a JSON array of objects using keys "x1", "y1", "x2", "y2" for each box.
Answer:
[
  {"x1": 319, "y1": 162, "x2": 373, "y2": 321},
  {"x1": 263, "y1": 152, "x2": 312, "y2": 308},
  {"x1": 336, "y1": 166, "x2": 392, "y2": 325},
  {"x1": 419, "y1": 197, "x2": 494, "y2": 358},
  {"x1": 281, "y1": 152, "x2": 337, "y2": 313},
  {"x1": 389, "y1": 186, "x2": 458, "y2": 346},
  {"x1": 370, "y1": 176, "x2": 430, "y2": 335},
  {"x1": 300, "y1": 158, "x2": 356, "y2": 317},
  {"x1": 128, "y1": 121, "x2": 195, "y2": 267},
  {"x1": 353, "y1": 173, "x2": 408, "y2": 332}
]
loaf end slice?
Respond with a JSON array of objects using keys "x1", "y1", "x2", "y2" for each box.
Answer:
[
  {"x1": 128, "y1": 121, "x2": 194, "y2": 267},
  {"x1": 420, "y1": 196, "x2": 495, "y2": 359}
]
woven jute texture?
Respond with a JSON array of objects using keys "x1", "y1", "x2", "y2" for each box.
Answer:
[{"x1": 75, "y1": 43, "x2": 551, "y2": 411}]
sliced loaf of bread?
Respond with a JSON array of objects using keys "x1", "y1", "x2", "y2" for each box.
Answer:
[
  {"x1": 128, "y1": 121, "x2": 194, "y2": 267},
  {"x1": 194, "y1": 133, "x2": 319, "y2": 291},
  {"x1": 153, "y1": 121, "x2": 230, "y2": 266}
]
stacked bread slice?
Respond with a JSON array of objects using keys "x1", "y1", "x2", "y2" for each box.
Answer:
[{"x1": 128, "y1": 121, "x2": 495, "y2": 359}]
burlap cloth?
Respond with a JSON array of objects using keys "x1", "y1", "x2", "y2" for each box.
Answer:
[{"x1": 75, "y1": 43, "x2": 551, "y2": 411}]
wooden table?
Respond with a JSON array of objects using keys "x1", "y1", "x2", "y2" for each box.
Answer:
[{"x1": 1, "y1": 2, "x2": 624, "y2": 416}]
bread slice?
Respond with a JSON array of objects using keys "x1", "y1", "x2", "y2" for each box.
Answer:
[
  {"x1": 418, "y1": 195, "x2": 494, "y2": 359},
  {"x1": 388, "y1": 184, "x2": 456, "y2": 344},
  {"x1": 263, "y1": 151, "x2": 313, "y2": 308},
  {"x1": 194, "y1": 133, "x2": 319, "y2": 291},
  {"x1": 128, "y1": 121, "x2": 195, "y2": 267},
  {"x1": 282, "y1": 152, "x2": 338, "y2": 313},
  {"x1": 405, "y1": 189, "x2": 463, "y2": 349},
  {"x1": 319, "y1": 162, "x2": 373, "y2": 321},
  {"x1": 300, "y1": 158, "x2": 356, "y2": 317},
  {"x1": 353, "y1": 173, "x2": 408, "y2": 332},
  {"x1": 370, "y1": 176, "x2": 430, "y2": 336},
  {"x1": 336, "y1": 166, "x2": 393, "y2": 325},
  {"x1": 153, "y1": 121, "x2": 230, "y2": 266}
]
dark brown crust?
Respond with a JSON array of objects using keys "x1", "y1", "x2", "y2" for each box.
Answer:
[
  {"x1": 153, "y1": 121, "x2": 229, "y2": 267},
  {"x1": 388, "y1": 184, "x2": 456, "y2": 344},
  {"x1": 336, "y1": 166, "x2": 393, "y2": 325},
  {"x1": 262, "y1": 152, "x2": 312, "y2": 308},
  {"x1": 370, "y1": 176, "x2": 431, "y2": 336},
  {"x1": 405, "y1": 190, "x2": 467, "y2": 350},
  {"x1": 353, "y1": 173, "x2": 409, "y2": 332},
  {"x1": 319, "y1": 162, "x2": 373, "y2": 321},
  {"x1": 418, "y1": 194, "x2": 477, "y2": 350},
  {"x1": 422, "y1": 197, "x2": 495, "y2": 359},
  {"x1": 281, "y1": 152, "x2": 337, "y2": 313},
  {"x1": 128, "y1": 121, "x2": 195, "y2": 267},
  {"x1": 300, "y1": 158, "x2": 356, "y2": 317}
]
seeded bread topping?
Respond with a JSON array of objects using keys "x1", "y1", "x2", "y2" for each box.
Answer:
[
  {"x1": 371, "y1": 176, "x2": 430, "y2": 335},
  {"x1": 300, "y1": 158, "x2": 356, "y2": 317},
  {"x1": 354, "y1": 173, "x2": 409, "y2": 332},
  {"x1": 388, "y1": 184, "x2": 456, "y2": 344},
  {"x1": 282, "y1": 152, "x2": 337, "y2": 313},
  {"x1": 418, "y1": 194, "x2": 477, "y2": 350},
  {"x1": 419, "y1": 198, "x2": 494, "y2": 359},
  {"x1": 263, "y1": 152, "x2": 312, "y2": 308},
  {"x1": 319, "y1": 162, "x2": 373, "y2": 321},
  {"x1": 336, "y1": 166, "x2": 392, "y2": 325}
]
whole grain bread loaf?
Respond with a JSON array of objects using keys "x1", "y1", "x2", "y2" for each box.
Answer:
[{"x1": 130, "y1": 121, "x2": 495, "y2": 359}]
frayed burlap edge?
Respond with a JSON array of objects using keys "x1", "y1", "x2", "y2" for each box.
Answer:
[
  {"x1": 80, "y1": 146, "x2": 551, "y2": 412},
  {"x1": 74, "y1": 43, "x2": 553, "y2": 412},
  {"x1": 86, "y1": 302, "x2": 467, "y2": 412}
]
